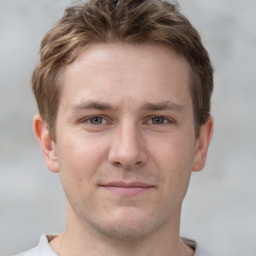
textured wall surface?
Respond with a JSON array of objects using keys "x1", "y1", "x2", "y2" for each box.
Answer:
[{"x1": 0, "y1": 1, "x2": 255, "y2": 255}]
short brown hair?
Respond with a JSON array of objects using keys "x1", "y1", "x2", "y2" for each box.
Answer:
[{"x1": 32, "y1": 0, "x2": 213, "y2": 140}]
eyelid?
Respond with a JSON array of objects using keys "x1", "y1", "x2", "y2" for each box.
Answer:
[
  {"x1": 77, "y1": 114, "x2": 175, "y2": 126},
  {"x1": 144, "y1": 115, "x2": 175, "y2": 125},
  {"x1": 91, "y1": 116, "x2": 107, "y2": 125},
  {"x1": 80, "y1": 115, "x2": 110, "y2": 124}
]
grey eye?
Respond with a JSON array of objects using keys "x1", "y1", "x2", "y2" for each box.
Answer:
[
  {"x1": 151, "y1": 117, "x2": 165, "y2": 124},
  {"x1": 89, "y1": 116, "x2": 103, "y2": 125}
]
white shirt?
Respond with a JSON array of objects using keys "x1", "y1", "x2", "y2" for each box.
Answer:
[{"x1": 15, "y1": 234, "x2": 214, "y2": 256}]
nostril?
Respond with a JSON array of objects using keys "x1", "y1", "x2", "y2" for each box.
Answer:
[
  {"x1": 112, "y1": 161, "x2": 144, "y2": 169},
  {"x1": 113, "y1": 162, "x2": 122, "y2": 168},
  {"x1": 107, "y1": 137, "x2": 148, "y2": 169},
  {"x1": 136, "y1": 161, "x2": 143, "y2": 166}
]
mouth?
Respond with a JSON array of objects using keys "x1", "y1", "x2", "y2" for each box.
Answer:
[{"x1": 99, "y1": 181, "x2": 155, "y2": 196}]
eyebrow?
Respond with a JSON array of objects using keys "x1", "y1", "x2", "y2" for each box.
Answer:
[
  {"x1": 71, "y1": 101, "x2": 118, "y2": 112},
  {"x1": 140, "y1": 101, "x2": 184, "y2": 112},
  {"x1": 71, "y1": 100, "x2": 184, "y2": 113}
]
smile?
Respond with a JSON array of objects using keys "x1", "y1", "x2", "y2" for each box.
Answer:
[{"x1": 99, "y1": 181, "x2": 155, "y2": 196}]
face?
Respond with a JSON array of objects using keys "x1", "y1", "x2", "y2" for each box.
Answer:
[{"x1": 35, "y1": 43, "x2": 212, "y2": 241}]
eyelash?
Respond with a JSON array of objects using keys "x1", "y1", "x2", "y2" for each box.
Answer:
[
  {"x1": 82, "y1": 116, "x2": 108, "y2": 125},
  {"x1": 81, "y1": 115, "x2": 174, "y2": 126},
  {"x1": 145, "y1": 116, "x2": 173, "y2": 125}
]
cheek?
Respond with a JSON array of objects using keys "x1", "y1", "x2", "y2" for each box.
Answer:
[
  {"x1": 58, "y1": 133, "x2": 106, "y2": 168},
  {"x1": 56, "y1": 134, "x2": 107, "y2": 193},
  {"x1": 56, "y1": 138, "x2": 104, "y2": 212},
  {"x1": 150, "y1": 133, "x2": 195, "y2": 168},
  {"x1": 149, "y1": 134, "x2": 195, "y2": 189}
]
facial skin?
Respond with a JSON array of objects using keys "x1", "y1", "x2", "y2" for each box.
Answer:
[{"x1": 34, "y1": 43, "x2": 213, "y2": 256}]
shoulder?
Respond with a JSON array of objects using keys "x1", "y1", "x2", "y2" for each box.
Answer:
[
  {"x1": 14, "y1": 246, "x2": 40, "y2": 256},
  {"x1": 182, "y1": 237, "x2": 214, "y2": 256},
  {"x1": 14, "y1": 234, "x2": 57, "y2": 256},
  {"x1": 195, "y1": 246, "x2": 214, "y2": 256}
]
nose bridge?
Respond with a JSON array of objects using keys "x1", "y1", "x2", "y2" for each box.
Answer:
[
  {"x1": 119, "y1": 121, "x2": 139, "y2": 153},
  {"x1": 108, "y1": 119, "x2": 147, "y2": 168}
]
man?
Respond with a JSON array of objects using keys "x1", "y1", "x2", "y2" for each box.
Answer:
[{"x1": 17, "y1": 0, "x2": 214, "y2": 255}]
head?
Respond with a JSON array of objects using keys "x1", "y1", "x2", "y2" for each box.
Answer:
[
  {"x1": 32, "y1": 0, "x2": 214, "y2": 245},
  {"x1": 32, "y1": 0, "x2": 213, "y2": 141}
]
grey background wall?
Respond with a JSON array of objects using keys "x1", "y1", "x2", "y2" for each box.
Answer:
[{"x1": 0, "y1": 0, "x2": 255, "y2": 255}]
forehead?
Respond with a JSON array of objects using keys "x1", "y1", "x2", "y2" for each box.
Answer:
[
  {"x1": 60, "y1": 43, "x2": 192, "y2": 111},
  {"x1": 68, "y1": 43, "x2": 189, "y2": 80}
]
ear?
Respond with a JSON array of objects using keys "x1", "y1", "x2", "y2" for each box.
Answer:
[
  {"x1": 33, "y1": 114, "x2": 59, "y2": 173},
  {"x1": 192, "y1": 116, "x2": 213, "y2": 172}
]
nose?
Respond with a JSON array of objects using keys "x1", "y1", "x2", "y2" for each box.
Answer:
[{"x1": 108, "y1": 122, "x2": 148, "y2": 169}]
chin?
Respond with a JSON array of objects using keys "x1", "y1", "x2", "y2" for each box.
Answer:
[
  {"x1": 93, "y1": 221, "x2": 157, "y2": 241},
  {"x1": 87, "y1": 207, "x2": 168, "y2": 241}
]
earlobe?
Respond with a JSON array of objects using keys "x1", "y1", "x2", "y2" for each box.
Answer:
[
  {"x1": 192, "y1": 116, "x2": 213, "y2": 172},
  {"x1": 33, "y1": 114, "x2": 59, "y2": 173}
]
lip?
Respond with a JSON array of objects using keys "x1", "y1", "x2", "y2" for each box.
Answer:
[{"x1": 99, "y1": 181, "x2": 155, "y2": 196}]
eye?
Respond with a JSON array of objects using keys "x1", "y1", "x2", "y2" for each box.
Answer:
[
  {"x1": 150, "y1": 116, "x2": 168, "y2": 125},
  {"x1": 89, "y1": 116, "x2": 106, "y2": 125}
]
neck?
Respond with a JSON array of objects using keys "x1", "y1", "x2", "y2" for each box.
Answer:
[{"x1": 50, "y1": 201, "x2": 194, "y2": 256}]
